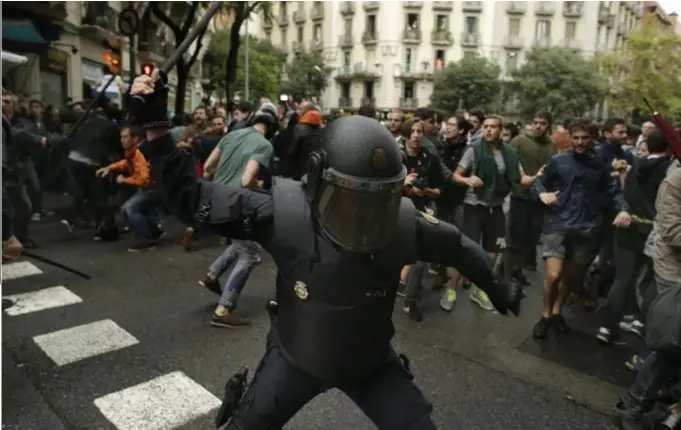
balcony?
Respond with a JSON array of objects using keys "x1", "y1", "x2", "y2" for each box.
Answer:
[
  {"x1": 431, "y1": 30, "x2": 453, "y2": 46},
  {"x1": 279, "y1": 43, "x2": 289, "y2": 55},
  {"x1": 460, "y1": 32, "x2": 480, "y2": 47},
  {"x1": 278, "y1": 14, "x2": 289, "y2": 26},
  {"x1": 138, "y1": 35, "x2": 172, "y2": 65},
  {"x1": 535, "y1": 2, "x2": 555, "y2": 15},
  {"x1": 598, "y1": 7, "x2": 609, "y2": 23},
  {"x1": 338, "y1": 97, "x2": 352, "y2": 108},
  {"x1": 263, "y1": 20, "x2": 273, "y2": 30},
  {"x1": 340, "y1": 2, "x2": 355, "y2": 15},
  {"x1": 293, "y1": 9, "x2": 305, "y2": 24},
  {"x1": 504, "y1": 34, "x2": 523, "y2": 49},
  {"x1": 563, "y1": 1, "x2": 583, "y2": 18},
  {"x1": 534, "y1": 37, "x2": 551, "y2": 48},
  {"x1": 596, "y1": 42, "x2": 608, "y2": 53},
  {"x1": 338, "y1": 33, "x2": 354, "y2": 49},
  {"x1": 617, "y1": 22, "x2": 627, "y2": 35},
  {"x1": 404, "y1": 1, "x2": 423, "y2": 9},
  {"x1": 463, "y1": 1, "x2": 483, "y2": 12},
  {"x1": 292, "y1": 41, "x2": 303, "y2": 53},
  {"x1": 506, "y1": 1, "x2": 526, "y2": 14},
  {"x1": 402, "y1": 28, "x2": 422, "y2": 44},
  {"x1": 400, "y1": 98, "x2": 418, "y2": 109},
  {"x1": 361, "y1": 97, "x2": 376, "y2": 106},
  {"x1": 364, "y1": 2, "x2": 380, "y2": 11},
  {"x1": 309, "y1": 39, "x2": 323, "y2": 51},
  {"x1": 433, "y1": 1, "x2": 453, "y2": 11},
  {"x1": 81, "y1": 3, "x2": 118, "y2": 41},
  {"x1": 563, "y1": 38, "x2": 581, "y2": 50},
  {"x1": 311, "y1": 3, "x2": 324, "y2": 20},
  {"x1": 5, "y1": 1, "x2": 67, "y2": 21},
  {"x1": 362, "y1": 31, "x2": 378, "y2": 46}
]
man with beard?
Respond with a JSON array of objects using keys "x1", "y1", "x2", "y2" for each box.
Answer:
[
  {"x1": 532, "y1": 120, "x2": 630, "y2": 339},
  {"x1": 387, "y1": 109, "x2": 405, "y2": 143},
  {"x1": 506, "y1": 112, "x2": 557, "y2": 285}
]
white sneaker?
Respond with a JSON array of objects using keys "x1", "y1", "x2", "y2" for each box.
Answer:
[{"x1": 619, "y1": 320, "x2": 644, "y2": 338}]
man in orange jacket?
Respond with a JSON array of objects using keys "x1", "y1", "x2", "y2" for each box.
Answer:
[{"x1": 96, "y1": 125, "x2": 164, "y2": 251}]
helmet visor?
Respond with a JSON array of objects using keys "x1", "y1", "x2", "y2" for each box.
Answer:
[{"x1": 317, "y1": 167, "x2": 405, "y2": 252}]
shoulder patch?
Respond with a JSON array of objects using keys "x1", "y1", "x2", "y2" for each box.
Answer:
[{"x1": 420, "y1": 211, "x2": 439, "y2": 225}]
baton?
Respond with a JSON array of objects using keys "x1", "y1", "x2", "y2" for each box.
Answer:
[{"x1": 22, "y1": 251, "x2": 92, "y2": 280}]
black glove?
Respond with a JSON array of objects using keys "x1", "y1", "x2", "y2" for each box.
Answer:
[{"x1": 125, "y1": 71, "x2": 170, "y2": 129}]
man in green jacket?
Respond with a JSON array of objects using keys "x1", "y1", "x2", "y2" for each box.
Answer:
[{"x1": 506, "y1": 111, "x2": 557, "y2": 282}]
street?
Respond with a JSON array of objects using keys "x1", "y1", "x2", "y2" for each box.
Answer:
[{"x1": 1, "y1": 203, "x2": 631, "y2": 430}]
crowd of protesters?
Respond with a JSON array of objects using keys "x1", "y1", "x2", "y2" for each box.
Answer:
[{"x1": 2, "y1": 85, "x2": 680, "y2": 429}]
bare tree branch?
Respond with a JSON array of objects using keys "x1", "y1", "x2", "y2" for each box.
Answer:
[
  {"x1": 187, "y1": 41, "x2": 203, "y2": 68},
  {"x1": 180, "y1": 2, "x2": 200, "y2": 35},
  {"x1": 150, "y1": 4, "x2": 180, "y2": 35}
]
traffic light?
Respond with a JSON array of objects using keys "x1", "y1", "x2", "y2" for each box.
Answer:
[
  {"x1": 142, "y1": 63, "x2": 154, "y2": 76},
  {"x1": 102, "y1": 50, "x2": 121, "y2": 74}
]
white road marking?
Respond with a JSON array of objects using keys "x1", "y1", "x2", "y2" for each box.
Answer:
[
  {"x1": 2, "y1": 261, "x2": 43, "y2": 281},
  {"x1": 94, "y1": 371, "x2": 221, "y2": 430},
  {"x1": 33, "y1": 319, "x2": 139, "y2": 366},
  {"x1": 4, "y1": 286, "x2": 82, "y2": 316}
]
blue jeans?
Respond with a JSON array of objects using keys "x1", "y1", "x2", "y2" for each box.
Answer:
[
  {"x1": 619, "y1": 276, "x2": 681, "y2": 418},
  {"x1": 120, "y1": 189, "x2": 163, "y2": 245},
  {"x1": 209, "y1": 240, "x2": 259, "y2": 309}
]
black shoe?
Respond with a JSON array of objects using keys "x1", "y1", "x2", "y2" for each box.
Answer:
[
  {"x1": 403, "y1": 302, "x2": 423, "y2": 322},
  {"x1": 2, "y1": 298, "x2": 15, "y2": 310},
  {"x1": 199, "y1": 276, "x2": 221, "y2": 295},
  {"x1": 551, "y1": 314, "x2": 571, "y2": 334},
  {"x1": 512, "y1": 270, "x2": 531, "y2": 287},
  {"x1": 533, "y1": 317, "x2": 551, "y2": 339},
  {"x1": 127, "y1": 243, "x2": 156, "y2": 252}
]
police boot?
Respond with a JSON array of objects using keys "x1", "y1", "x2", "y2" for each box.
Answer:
[
  {"x1": 507, "y1": 282, "x2": 525, "y2": 317},
  {"x1": 215, "y1": 368, "x2": 249, "y2": 429}
]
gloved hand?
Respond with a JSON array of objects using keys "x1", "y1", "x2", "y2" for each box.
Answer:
[{"x1": 126, "y1": 69, "x2": 170, "y2": 129}]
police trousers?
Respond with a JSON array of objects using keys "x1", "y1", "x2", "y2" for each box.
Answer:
[{"x1": 224, "y1": 343, "x2": 436, "y2": 429}]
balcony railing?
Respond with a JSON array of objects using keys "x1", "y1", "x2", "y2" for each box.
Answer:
[
  {"x1": 399, "y1": 98, "x2": 418, "y2": 109},
  {"x1": 278, "y1": 14, "x2": 289, "y2": 26},
  {"x1": 138, "y1": 34, "x2": 171, "y2": 62},
  {"x1": 460, "y1": 32, "x2": 480, "y2": 47},
  {"x1": 462, "y1": 1, "x2": 483, "y2": 12},
  {"x1": 293, "y1": 10, "x2": 305, "y2": 24},
  {"x1": 361, "y1": 97, "x2": 376, "y2": 106},
  {"x1": 309, "y1": 39, "x2": 323, "y2": 51},
  {"x1": 598, "y1": 8, "x2": 609, "y2": 23},
  {"x1": 362, "y1": 31, "x2": 378, "y2": 45},
  {"x1": 534, "y1": 37, "x2": 551, "y2": 48},
  {"x1": 431, "y1": 30, "x2": 453, "y2": 45},
  {"x1": 433, "y1": 1, "x2": 452, "y2": 10},
  {"x1": 82, "y1": 3, "x2": 117, "y2": 33},
  {"x1": 339, "y1": 33, "x2": 353, "y2": 48},
  {"x1": 338, "y1": 97, "x2": 352, "y2": 107},
  {"x1": 402, "y1": 28, "x2": 422, "y2": 43},
  {"x1": 506, "y1": 1, "x2": 526, "y2": 14},
  {"x1": 504, "y1": 34, "x2": 523, "y2": 49},
  {"x1": 563, "y1": 1, "x2": 583, "y2": 18},
  {"x1": 404, "y1": 1, "x2": 423, "y2": 9},
  {"x1": 340, "y1": 2, "x2": 355, "y2": 15},
  {"x1": 364, "y1": 2, "x2": 380, "y2": 11},
  {"x1": 310, "y1": 3, "x2": 324, "y2": 20},
  {"x1": 535, "y1": 2, "x2": 555, "y2": 15},
  {"x1": 563, "y1": 38, "x2": 581, "y2": 50},
  {"x1": 292, "y1": 41, "x2": 303, "y2": 53}
]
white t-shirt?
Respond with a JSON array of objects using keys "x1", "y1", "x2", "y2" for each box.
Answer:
[{"x1": 96, "y1": 74, "x2": 125, "y2": 98}]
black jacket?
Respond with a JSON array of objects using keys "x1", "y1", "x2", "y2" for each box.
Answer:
[{"x1": 288, "y1": 122, "x2": 322, "y2": 180}]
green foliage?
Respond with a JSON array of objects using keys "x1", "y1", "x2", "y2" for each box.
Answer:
[
  {"x1": 207, "y1": 30, "x2": 284, "y2": 100},
  {"x1": 430, "y1": 56, "x2": 501, "y2": 114},
  {"x1": 280, "y1": 51, "x2": 331, "y2": 101},
  {"x1": 511, "y1": 47, "x2": 606, "y2": 120},
  {"x1": 598, "y1": 14, "x2": 681, "y2": 119}
]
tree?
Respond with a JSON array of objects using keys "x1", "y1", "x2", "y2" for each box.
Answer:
[
  {"x1": 148, "y1": 2, "x2": 208, "y2": 115},
  {"x1": 219, "y1": 2, "x2": 274, "y2": 101},
  {"x1": 598, "y1": 14, "x2": 681, "y2": 120},
  {"x1": 430, "y1": 56, "x2": 501, "y2": 114},
  {"x1": 511, "y1": 47, "x2": 607, "y2": 120},
  {"x1": 206, "y1": 30, "x2": 284, "y2": 100},
  {"x1": 280, "y1": 51, "x2": 331, "y2": 101}
]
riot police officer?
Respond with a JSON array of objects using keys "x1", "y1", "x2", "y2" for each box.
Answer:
[{"x1": 130, "y1": 71, "x2": 522, "y2": 430}]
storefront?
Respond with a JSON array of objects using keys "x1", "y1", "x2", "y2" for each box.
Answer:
[{"x1": 39, "y1": 47, "x2": 68, "y2": 107}]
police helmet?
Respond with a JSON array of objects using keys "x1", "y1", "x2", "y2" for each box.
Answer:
[{"x1": 306, "y1": 116, "x2": 406, "y2": 253}]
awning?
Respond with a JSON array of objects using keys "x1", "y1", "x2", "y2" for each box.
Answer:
[
  {"x1": 1, "y1": 51, "x2": 29, "y2": 65},
  {"x1": 2, "y1": 20, "x2": 47, "y2": 46}
]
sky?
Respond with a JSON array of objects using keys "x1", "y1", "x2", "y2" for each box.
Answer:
[{"x1": 657, "y1": 0, "x2": 678, "y2": 15}]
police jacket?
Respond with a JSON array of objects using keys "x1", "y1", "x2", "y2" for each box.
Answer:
[
  {"x1": 140, "y1": 132, "x2": 513, "y2": 382},
  {"x1": 2, "y1": 115, "x2": 44, "y2": 186}
]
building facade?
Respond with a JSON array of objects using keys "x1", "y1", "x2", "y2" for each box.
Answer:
[
  {"x1": 261, "y1": 0, "x2": 642, "y2": 111},
  {"x1": 2, "y1": 1, "x2": 208, "y2": 115}
]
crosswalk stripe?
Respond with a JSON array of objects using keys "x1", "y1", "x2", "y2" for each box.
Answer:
[
  {"x1": 4, "y1": 286, "x2": 83, "y2": 316},
  {"x1": 2, "y1": 261, "x2": 43, "y2": 281},
  {"x1": 33, "y1": 319, "x2": 140, "y2": 366},
  {"x1": 94, "y1": 371, "x2": 221, "y2": 430}
]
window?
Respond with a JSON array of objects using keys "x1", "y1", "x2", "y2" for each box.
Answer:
[
  {"x1": 407, "y1": 13, "x2": 419, "y2": 29},
  {"x1": 435, "y1": 49, "x2": 445, "y2": 70},
  {"x1": 463, "y1": 50, "x2": 477, "y2": 59},
  {"x1": 281, "y1": 30, "x2": 288, "y2": 44},
  {"x1": 436, "y1": 14, "x2": 448, "y2": 30},
  {"x1": 343, "y1": 51, "x2": 351, "y2": 67},
  {"x1": 565, "y1": 21, "x2": 576, "y2": 39},
  {"x1": 367, "y1": 15, "x2": 376, "y2": 35},
  {"x1": 364, "y1": 82, "x2": 374, "y2": 99},
  {"x1": 535, "y1": 20, "x2": 551, "y2": 38},
  {"x1": 314, "y1": 24, "x2": 322, "y2": 41},
  {"x1": 405, "y1": 48, "x2": 413, "y2": 72},
  {"x1": 280, "y1": 1, "x2": 287, "y2": 15},
  {"x1": 403, "y1": 82, "x2": 414, "y2": 99},
  {"x1": 341, "y1": 82, "x2": 350, "y2": 98},
  {"x1": 506, "y1": 52, "x2": 518, "y2": 73},
  {"x1": 565, "y1": 1, "x2": 580, "y2": 14},
  {"x1": 509, "y1": 18, "x2": 520, "y2": 36},
  {"x1": 297, "y1": 26, "x2": 304, "y2": 41},
  {"x1": 465, "y1": 16, "x2": 478, "y2": 33},
  {"x1": 344, "y1": 18, "x2": 352, "y2": 33}
]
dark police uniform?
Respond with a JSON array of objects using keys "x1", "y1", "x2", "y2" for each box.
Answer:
[{"x1": 132, "y1": 79, "x2": 521, "y2": 430}]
